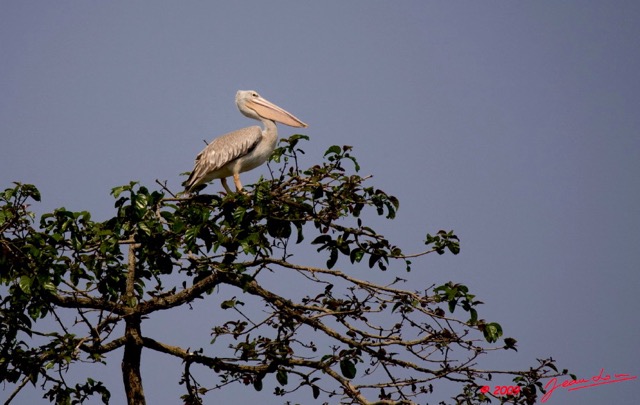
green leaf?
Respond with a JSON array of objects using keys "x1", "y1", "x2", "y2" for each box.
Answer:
[
  {"x1": 22, "y1": 184, "x2": 41, "y2": 201},
  {"x1": 483, "y1": 322, "x2": 503, "y2": 343},
  {"x1": 327, "y1": 248, "x2": 338, "y2": 269},
  {"x1": 340, "y1": 359, "x2": 357, "y2": 379},
  {"x1": 220, "y1": 298, "x2": 243, "y2": 309},
  {"x1": 111, "y1": 185, "x2": 127, "y2": 198},
  {"x1": 324, "y1": 145, "x2": 342, "y2": 157},
  {"x1": 233, "y1": 206, "x2": 246, "y2": 223},
  {"x1": 42, "y1": 281, "x2": 56, "y2": 293},
  {"x1": 311, "y1": 235, "x2": 332, "y2": 246},
  {"x1": 312, "y1": 186, "x2": 324, "y2": 199},
  {"x1": 139, "y1": 222, "x2": 152, "y2": 236},
  {"x1": 349, "y1": 248, "x2": 364, "y2": 264},
  {"x1": 294, "y1": 222, "x2": 304, "y2": 244},
  {"x1": 504, "y1": 337, "x2": 518, "y2": 351},
  {"x1": 267, "y1": 218, "x2": 292, "y2": 239},
  {"x1": 320, "y1": 354, "x2": 333, "y2": 363},
  {"x1": 468, "y1": 308, "x2": 478, "y2": 325},
  {"x1": 276, "y1": 369, "x2": 288, "y2": 386},
  {"x1": 368, "y1": 254, "x2": 380, "y2": 269},
  {"x1": 448, "y1": 299, "x2": 456, "y2": 313},
  {"x1": 348, "y1": 155, "x2": 361, "y2": 172},
  {"x1": 19, "y1": 275, "x2": 33, "y2": 294}
]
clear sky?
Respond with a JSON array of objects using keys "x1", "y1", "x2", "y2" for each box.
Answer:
[{"x1": 1, "y1": 2, "x2": 639, "y2": 404}]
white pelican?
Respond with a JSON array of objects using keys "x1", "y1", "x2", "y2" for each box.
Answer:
[{"x1": 184, "y1": 90, "x2": 307, "y2": 193}]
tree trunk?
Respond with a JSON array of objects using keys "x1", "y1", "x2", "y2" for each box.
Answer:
[
  {"x1": 122, "y1": 315, "x2": 146, "y2": 405},
  {"x1": 122, "y1": 241, "x2": 146, "y2": 404}
]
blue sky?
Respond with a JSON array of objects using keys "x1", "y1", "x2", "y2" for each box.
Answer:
[{"x1": 1, "y1": 2, "x2": 639, "y2": 404}]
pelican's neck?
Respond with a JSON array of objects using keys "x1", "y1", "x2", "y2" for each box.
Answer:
[{"x1": 260, "y1": 118, "x2": 278, "y2": 140}]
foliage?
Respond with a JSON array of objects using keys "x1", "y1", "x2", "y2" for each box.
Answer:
[{"x1": 1, "y1": 136, "x2": 564, "y2": 404}]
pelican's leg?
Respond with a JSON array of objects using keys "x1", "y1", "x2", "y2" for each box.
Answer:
[
  {"x1": 233, "y1": 173, "x2": 244, "y2": 192},
  {"x1": 220, "y1": 178, "x2": 233, "y2": 194}
]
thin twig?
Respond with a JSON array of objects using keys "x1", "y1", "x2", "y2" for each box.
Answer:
[
  {"x1": 3, "y1": 376, "x2": 30, "y2": 405},
  {"x1": 155, "y1": 179, "x2": 177, "y2": 198}
]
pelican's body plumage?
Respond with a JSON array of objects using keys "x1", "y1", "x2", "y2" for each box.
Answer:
[{"x1": 184, "y1": 90, "x2": 307, "y2": 193}]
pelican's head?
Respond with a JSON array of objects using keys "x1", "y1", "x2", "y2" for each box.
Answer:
[{"x1": 236, "y1": 90, "x2": 307, "y2": 128}]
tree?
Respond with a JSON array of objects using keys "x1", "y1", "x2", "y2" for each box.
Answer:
[{"x1": 1, "y1": 136, "x2": 566, "y2": 404}]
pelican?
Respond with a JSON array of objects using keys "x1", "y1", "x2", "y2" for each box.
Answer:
[{"x1": 183, "y1": 90, "x2": 307, "y2": 193}]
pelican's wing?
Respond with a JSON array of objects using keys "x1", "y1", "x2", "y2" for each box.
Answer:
[{"x1": 184, "y1": 126, "x2": 262, "y2": 191}]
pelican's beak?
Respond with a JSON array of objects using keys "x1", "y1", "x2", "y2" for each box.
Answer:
[{"x1": 246, "y1": 97, "x2": 307, "y2": 128}]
